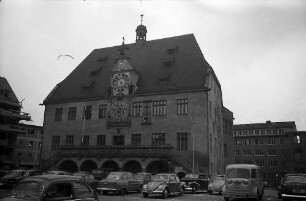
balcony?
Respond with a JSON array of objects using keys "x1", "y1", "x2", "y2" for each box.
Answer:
[
  {"x1": 106, "y1": 118, "x2": 132, "y2": 128},
  {"x1": 58, "y1": 145, "x2": 173, "y2": 159}
]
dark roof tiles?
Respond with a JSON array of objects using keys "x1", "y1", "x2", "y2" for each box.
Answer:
[{"x1": 44, "y1": 34, "x2": 211, "y2": 104}]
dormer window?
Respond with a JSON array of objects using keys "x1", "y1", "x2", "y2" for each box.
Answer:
[
  {"x1": 97, "y1": 56, "x2": 108, "y2": 64},
  {"x1": 164, "y1": 61, "x2": 172, "y2": 68}
]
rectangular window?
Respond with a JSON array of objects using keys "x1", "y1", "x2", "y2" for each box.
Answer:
[
  {"x1": 177, "y1": 132, "x2": 188, "y2": 151},
  {"x1": 255, "y1": 161, "x2": 265, "y2": 167},
  {"x1": 255, "y1": 150, "x2": 265, "y2": 156},
  {"x1": 131, "y1": 134, "x2": 141, "y2": 146},
  {"x1": 267, "y1": 138, "x2": 276, "y2": 145},
  {"x1": 28, "y1": 152, "x2": 33, "y2": 158},
  {"x1": 84, "y1": 105, "x2": 92, "y2": 120},
  {"x1": 268, "y1": 161, "x2": 278, "y2": 167},
  {"x1": 54, "y1": 108, "x2": 63, "y2": 122},
  {"x1": 133, "y1": 102, "x2": 142, "y2": 117},
  {"x1": 17, "y1": 152, "x2": 22, "y2": 157},
  {"x1": 97, "y1": 135, "x2": 105, "y2": 146},
  {"x1": 68, "y1": 107, "x2": 77, "y2": 120},
  {"x1": 98, "y1": 104, "x2": 107, "y2": 119},
  {"x1": 51, "y1": 136, "x2": 60, "y2": 150},
  {"x1": 152, "y1": 133, "x2": 165, "y2": 145},
  {"x1": 267, "y1": 150, "x2": 277, "y2": 156},
  {"x1": 163, "y1": 61, "x2": 172, "y2": 68},
  {"x1": 235, "y1": 150, "x2": 240, "y2": 156},
  {"x1": 254, "y1": 138, "x2": 264, "y2": 145},
  {"x1": 113, "y1": 135, "x2": 124, "y2": 146},
  {"x1": 242, "y1": 150, "x2": 252, "y2": 156},
  {"x1": 177, "y1": 99, "x2": 188, "y2": 115},
  {"x1": 81, "y1": 135, "x2": 89, "y2": 146},
  {"x1": 152, "y1": 100, "x2": 166, "y2": 116},
  {"x1": 66, "y1": 135, "x2": 74, "y2": 146},
  {"x1": 19, "y1": 140, "x2": 23, "y2": 145},
  {"x1": 29, "y1": 141, "x2": 35, "y2": 147}
]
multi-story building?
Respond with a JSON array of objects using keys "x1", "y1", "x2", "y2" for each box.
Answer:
[
  {"x1": 0, "y1": 77, "x2": 31, "y2": 170},
  {"x1": 223, "y1": 107, "x2": 234, "y2": 169},
  {"x1": 14, "y1": 124, "x2": 43, "y2": 169},
  {"x1": 41, "y1": 21, "x2": 231, "y2": 177},
  {"x1": 233, "y1": 120, "x2": 298, "y2": 185}
]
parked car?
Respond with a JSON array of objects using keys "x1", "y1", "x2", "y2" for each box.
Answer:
[
  {"x1": 43, "y1": 170, "x2": 72, "y2": 175},
  {"x1": 0, "y1": 170, "x2": 9, "y2": 180},
  {"x1": 181, "y1": 173, "x2": 210, "y2": 193},
  {"x1": 92, "y1": 168, "x2": 113, "y2": 180},
  {"x1": 208, "y1": 175, "x2": 225, "y2": 195},
  {"x1": 97, "y1": 171, "x2": 142, "y2": 195},
  {"x1": 0, "y1": 169, "x2": 43, "y2": 189},
  {"x1": 277, "y1": 173, "x2": 306, "y2": 200},
  {"x1": 142, "y1": 173, "x2": 184, "y2": 199},
  {"x1": 0, "y1": 174, "x2": 99, "y2": 201},
  {"x1": 135, "y1": 172, "x2": 153, "y2": 187},
  {"x1": 73, "y1": 171, "x2": 99, "y2": 190}
]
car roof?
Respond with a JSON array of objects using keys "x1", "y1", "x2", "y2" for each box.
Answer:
[
  {"x1": 156, "y1": 173, "x2": 176, "y2": 176},
  {"x1": 285, "y1": 173, "x2": 306, "y2": 177},
  {"x1": 22, "y1": 175, "x2": 81, "y2": 183}
]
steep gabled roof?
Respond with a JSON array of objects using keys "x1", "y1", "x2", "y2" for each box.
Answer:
[{"x1": 44, "y1": 34, "x2": 212, "y2": 104}]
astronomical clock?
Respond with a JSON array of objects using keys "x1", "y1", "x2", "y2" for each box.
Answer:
[{"x1": 108, "y1": 58, "x2": 139, "y2": 126}]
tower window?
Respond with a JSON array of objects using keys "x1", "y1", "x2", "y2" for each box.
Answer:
[{"x1": 152, "y1": 133, "x2": 165, "y2": 145}]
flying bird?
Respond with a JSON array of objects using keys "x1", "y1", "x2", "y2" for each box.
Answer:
[{"x1": 57, "y1": 54, "x2": 74, "y2": 60}]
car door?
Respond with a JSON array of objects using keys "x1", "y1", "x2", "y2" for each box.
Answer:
[
  {"x1": 43, "y1": 182, "x2": 74, "y2": 201},
  {"x1": 127, "y1": 173, "x2": 139, "y2": 191},
  {"x1": 73, "y1": 181, "x2": 96, "y2": 201},
  {"x1": 199, "y1": 174, "x2": 209, "y2": 190},
  {"x1": 168, "y1": 175, "x2": 180, "y2": 193}
]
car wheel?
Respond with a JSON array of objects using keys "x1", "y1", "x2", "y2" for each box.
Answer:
[
  {"x1": 283, "y1": 198, "x2": 291, "y2": 201},
  {"x1": 208, "y1": 190, "x2": 212, "y2": 195},
  {"x1": 224, "y1": 197, "x2": 230, "y2": 201},
  {"x1": 143, "y1": 193, "x2": 149, "y2": 198},
  {"x1": 162, "y1": 189, "x2": 169, "y2": 199},
  {"x1": 192, "y1": 186, "x2": 198, "y2": 194},
  {"x1": 102, "y1": 190, "x2": 108, "y2": 195}
]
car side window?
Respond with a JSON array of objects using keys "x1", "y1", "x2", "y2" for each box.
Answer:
[
  {"x1": 74, "y1": 182, "x2": 91, "y2": 198},
  {"x1": 170, "y1": 175, "x2": 176, "y2": 182},
  {"x1": 45, "y1": 183, "x2": 72, "y2": 199},
  {"x1": 251, "y1": 169, "x2": 257, "y2": 178}
]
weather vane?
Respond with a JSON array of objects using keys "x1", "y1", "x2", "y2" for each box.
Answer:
[{"x1": 140, "y1": 14, "x2": 144, "y2": 25}]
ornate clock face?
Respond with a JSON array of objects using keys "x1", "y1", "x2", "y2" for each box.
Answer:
[
  {"x1": 110, "y1": 101, "x2": 128, "y2": 120},
  {"x1": 112, "y1": 73, "x2": 130, "y2": 95}
]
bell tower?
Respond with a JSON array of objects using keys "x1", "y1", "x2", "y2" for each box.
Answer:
[{"x1": 136, "y1": 14, "x2": 147, "y2": 42}]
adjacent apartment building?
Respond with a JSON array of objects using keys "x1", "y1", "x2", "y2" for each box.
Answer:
[
  {"x1": 233, "y1": 120, "x2": 303, "y2": 185},
  {"x1": 0, "y1": 77, "x2": 31, "y2": 170},
  {"x1": 41, "y1": 21, "x2": 232, "y2": 177},
  {"x1": 14, "y1": 124, "x2": 43, "y2": 169}
]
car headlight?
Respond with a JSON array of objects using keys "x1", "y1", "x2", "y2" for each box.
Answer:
[{"x1": 143, "y1": 185, "x2": 147, "y2": 190}]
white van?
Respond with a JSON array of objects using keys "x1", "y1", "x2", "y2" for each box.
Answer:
[{"x1": 223, "y1": 164, "x2": 264, "y2": 201}]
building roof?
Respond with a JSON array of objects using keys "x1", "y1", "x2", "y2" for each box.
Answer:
[
  {"x1": 0, "y1": 76, "x2": 19, "y2": 104},
  {"x1": 43, "y1": 34, "x2": 212, "y2": 104},
  {"x1": 234, "y1": 121, "x2": 296, "y2": 130}
]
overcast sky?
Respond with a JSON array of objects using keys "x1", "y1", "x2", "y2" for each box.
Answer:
[{"x1": 1, "y1": 0, "x2": 305, "y2": 130}]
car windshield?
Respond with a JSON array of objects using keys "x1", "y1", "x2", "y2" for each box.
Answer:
[
  {"x1": 11, "y1": 181, "x2": 43, "y2": 200},
  {"x1": 214, "y1": 176, "x2": 224, "y2": 180},
  {"x1": 285, "y1": 176, "x2": 306, "y2": 183},
  {"x1": 185, "y1": 174, "x2": 199, "y2": 179},
  {"x1": 152, "y1": 175, "x2": 168, "y2": 181},
  {"x1": 227, "y1": 168, "x2": 250, "y2": 179},
  {"x1": 135, "y1": 174, "x2": 144, "y2": 179},
  {"x1": 106, "y1": 174, "x2": 120, "y2": 180}
]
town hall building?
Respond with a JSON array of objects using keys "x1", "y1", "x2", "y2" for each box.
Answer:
[{"x1": 41, "y1": 20, "x2": 232, "y2": 177}]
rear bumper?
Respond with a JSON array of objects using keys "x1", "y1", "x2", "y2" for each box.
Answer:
[{"x1": 224, "y1": 191, "x2": 256, "y2": 199}]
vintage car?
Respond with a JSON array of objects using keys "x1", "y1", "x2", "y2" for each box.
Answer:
[
  {"x1": 92, "y1": 168, "x2": 113, "y2": 180},
  {"x1": 208, "y1": 175, "x2": 225, "y2": 195},
  {"x1": 73, "y1": 171, "x2": 99, "y2": 190},
  {"x1": 142, "y1": 173, "x2": 184, "y2": 199},
  {"x1": 278, "y1": 173, "x2": 306, "y2": 200},
  {"x1": 181, "y1": 173, "x2": 210, "y2": 193},
  {"x1": 97, "y1": 171, "x2": 142, "y2": 195},
  {"x1": 0, "y1": 169, "x2": 43, "y2": 189},
  {"x1": 44, "y1": 170, "x2": 72, "y2": 175},
  {"x1": 135, "y1": 172, "x2": 153, "y2": 187},
  {"x1": 0, "y1": 175, "x2": 98, "y2": 201}
]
